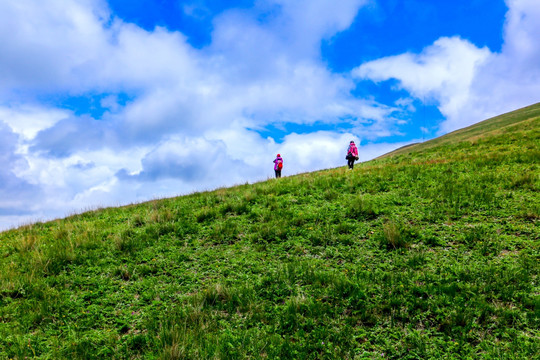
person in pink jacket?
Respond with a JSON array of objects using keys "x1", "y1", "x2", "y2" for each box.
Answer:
[
  {"x1": 273, "y1": 154, "x2": 283, "y2": 178},
  {"x1": 346, "y1": 141, "x2": 359, "y2": 169}
]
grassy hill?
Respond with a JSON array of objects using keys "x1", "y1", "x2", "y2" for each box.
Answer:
[{"x1": 0, "y1": 103, "x2": 538, "y2": 359}]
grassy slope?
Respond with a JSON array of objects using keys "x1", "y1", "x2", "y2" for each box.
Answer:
[{"x1": 0, "y1": 104, "x2": 538, "y2": 359}]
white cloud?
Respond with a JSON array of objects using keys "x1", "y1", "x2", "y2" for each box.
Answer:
[
  {"x1": 353, "y1": 1, "x2": 540, "y2": 133},
  {"x1": 0, "y1": 0, "x2": 111, "y2": 95},
  {"x1": 503, "y1": 0, "x2": 540, "y2": 65},
  {"x1": 278, "y1": 131, "x2": 359, "y2": 173},
  {"x1": 0, "y1": 105, "x2": 69, "y2": 139},
  {"x1": 453, "y1": 0, "x2": 540, "y2": 132},
  {"x1": 264, "y1": 0, "x2": 369, "y2": 58},
  {"x1": 353, "y1": 36, "x2": 492, "y2": 131},
  {"x1": 0, "y1": 122, "x2": 42, "y2": 220}
]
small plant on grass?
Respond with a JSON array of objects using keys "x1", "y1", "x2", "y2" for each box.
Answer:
[
  {"x1": 378, "y1": 218, "x2": 416, "y2": 250},
  {"x1": 346, "y1": 195, "x2": 379, "y2": 220}
]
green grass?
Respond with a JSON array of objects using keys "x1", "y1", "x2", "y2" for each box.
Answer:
[{"x1": 0, "y1": 103, "x2": 539, "y2": 359}]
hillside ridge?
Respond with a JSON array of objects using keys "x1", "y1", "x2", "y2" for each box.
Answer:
[{"x1": 379, "y1": 101, "x2": 540, "y2": 158}]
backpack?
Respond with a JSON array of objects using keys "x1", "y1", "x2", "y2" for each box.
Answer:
[{"x1": 277, "y1": 160, "x2": 283, "y2": 170}]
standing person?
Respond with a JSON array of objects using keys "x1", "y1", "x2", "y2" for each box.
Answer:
[
  {"x1": 346, "y1": 141, "x2": 359, "y2": 169},
  {"x1": 273, "y1": 154, "x2": 283, "y2": 178}
]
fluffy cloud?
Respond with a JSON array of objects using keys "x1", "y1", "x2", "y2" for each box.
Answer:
[
  {"x1": 117, "y1": 136, "x2": 250, "y2": 183},
  {"x1": 353, "y1": 36, "x2": 492, "y2": 131},
  {"x1": 0, "y1": 0, "x2": 110, "y2": 95},
  {"x1": 211, "y1": 0, "x2": 368, "y2": 60},
  {"x1": 0, "y1": 0, "x2": 383, "y2": 230},
  {"x1": 353, "y1": 0, "x2": 540, "y2": 133},
  {"x1": 0, "y1": 122, "x2": 42, "y2": 222},
  {"x1": 457, "y1": 0, "x2": 540, "y2": 131},
  {"x1": 503, "y1": 0, "x2": 540, "y2": 66},
  {"x1": 0, "y1": 105, "x2": 69, "y2": 139}
]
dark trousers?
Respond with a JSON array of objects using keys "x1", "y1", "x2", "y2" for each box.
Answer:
[
  {"x1": 275, "y1": 169, "x2": 282, "y2": 178},
  {"x1": 347, "y1": 156, "x2": 355, "y2": 169}
]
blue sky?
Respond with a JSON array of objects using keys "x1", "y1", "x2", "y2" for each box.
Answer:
[{"x1": 1, "y1": 0, "x2": 539, "y2": 230}]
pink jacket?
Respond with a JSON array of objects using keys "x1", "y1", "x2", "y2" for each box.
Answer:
[
  {"x1": 347, "y1": 144, "x2": 358, "y2": 157},
  {"x1": 273, "y1": 156, "x2": 283, "y2": 170}
]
